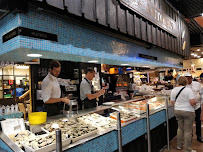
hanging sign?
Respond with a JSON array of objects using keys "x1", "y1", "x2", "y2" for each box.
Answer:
[{"x1": 118, "y1": 0, "x2": 178, "y2": 37}]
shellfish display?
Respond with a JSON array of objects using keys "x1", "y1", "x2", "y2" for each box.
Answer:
[
  {"x1": 77, "y1": 113, "x2": 116, "y2": 130},
  {"x1": 8, "y1": 130, "x2": 36, "y2": 149}
]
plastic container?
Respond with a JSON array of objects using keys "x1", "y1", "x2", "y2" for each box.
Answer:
[{"x1": 28, "y1": 112, "x2": 47, "y2": 125}]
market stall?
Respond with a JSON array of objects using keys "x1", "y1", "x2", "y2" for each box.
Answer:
[{"x1": 0, "y1": 96, "x2": 177, "y2": 152}]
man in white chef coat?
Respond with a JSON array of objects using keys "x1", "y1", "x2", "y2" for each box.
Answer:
[
  {"x1": 185, "y1": 73, "x2": 203, "y2": 142},
  {"x1": 42, "y1": 60, "x2": 70, "y2": 116}
]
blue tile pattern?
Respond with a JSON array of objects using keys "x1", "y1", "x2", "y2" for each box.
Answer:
[
  {"x1": 122, "y1": 118, "x2": 146, "y2": 146},
  {"x1": 66, "y1": 131, "x2": 118, "y2": 152},
  {"x1": 0, "y1": 112, "x2": 23, "y2": 119},
  {"x1": 150, "y1": 110, "x2": 166, "y2": 130},
  {"x1": 0, "y1": 10, "x2": 182, "y2": 67},
  {"x1": 0, "y1": 13, "x2": 20, "y2": 55},
  {"x1": 0, "y1": 139, "x2": 13, "y2": 152}
]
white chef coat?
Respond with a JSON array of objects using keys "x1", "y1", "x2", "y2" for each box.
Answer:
[
  {"x1": 186, "y1": 81, "x2": 201, "y2": 110},
  {"x1": 42, "y1": 73, "x2": 61, "y2": 103}
]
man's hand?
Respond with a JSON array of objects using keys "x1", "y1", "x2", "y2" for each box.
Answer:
[
  {"x1": 62, "y1": 97, "x2": 70, "y2": 104},
  {"x1": 99, "y1": 88, "x2": 105, "y2": 96}
]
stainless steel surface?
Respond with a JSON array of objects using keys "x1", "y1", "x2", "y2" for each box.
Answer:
[
  {"x1": 165, "y1": 97, "x2": 170, "y2": 150},
  {"x1": 0, "y1": 132, "x2": 24, "y2": 152},
  {"x1": 146, "y1": 103, "x2": 151, "y2": 152},
  {"x1": 56, "y1": 129, "x2": 62, "y2": 152},
  {"x1": 117, "y1": 112, "x2": 123, "y2": 152}
]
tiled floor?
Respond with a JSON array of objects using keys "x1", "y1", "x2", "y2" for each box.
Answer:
[{"x1": 164, "y1": 124, "x2": 203, "y2": 152}]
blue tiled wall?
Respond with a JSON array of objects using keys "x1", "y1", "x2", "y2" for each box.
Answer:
[
  {"x1": 0, "y1": 10, "x2": 181, "y2": 67},
  {"x1": 0, "y1": 13, "x2": 21, "y2": 55}
]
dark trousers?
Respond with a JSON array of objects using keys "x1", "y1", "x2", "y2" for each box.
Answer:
[{"x1": 195, "y1": 107, "x2": 202, "y2": 137}]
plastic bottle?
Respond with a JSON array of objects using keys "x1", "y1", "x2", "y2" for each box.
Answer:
[
  {"x1": 15, "y1": 104, "x2": 19, "y2": 113},
  {"x1": 2, "y1": 105, "x2": 5, "y2": 115},
  {"x1": 10, "y1": 104, "x2": 15, "y2": 114},
  {"x1": 6, "y1": 105, "x2": 10, "y2": 114}
]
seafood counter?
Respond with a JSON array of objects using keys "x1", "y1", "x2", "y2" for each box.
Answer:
[{"x1": 0, "y1": 96, "x2": 169, "y2": 152}]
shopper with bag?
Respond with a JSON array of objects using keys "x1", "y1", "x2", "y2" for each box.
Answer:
[{"x1": 171, "y1": 76, "x2": 196, "y2": 152}]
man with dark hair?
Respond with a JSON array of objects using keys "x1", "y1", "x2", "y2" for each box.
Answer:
[
  {"x1": 42, "y1": 60, "x2": 70, "y2": 116},
  {"x1": 80, "y1": 67, "x2": 105, "y2": 109}
]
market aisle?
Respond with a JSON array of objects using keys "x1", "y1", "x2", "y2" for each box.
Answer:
[{"x1": 164, "y1": 124, "x2": 203, "y2": 152}]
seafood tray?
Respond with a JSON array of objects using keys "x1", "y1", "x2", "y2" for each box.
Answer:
[
  {"x1": 77, "y1": 113, "x2": 116, "y2": 131},
  {"x1": 8, "y1": 130, "x2": 36, "y2": 149},
  {"x1": 110, "y1": 111, "x2": 138, "y2": 123},
  {"x1": 42, "y1": 120, "x2": 98, "y2": 143},
  {"x1": 22, "y1": 132, "x2": 71, "y2": 152},
  {"x1": 68, "y1": 124, "x2": 98, "y2": 143},
  {"x1": 119, "y1": 103, "x2": 146, "y2": 115},
  {"x1": 41, "y1": 118, "x2": 77, "y2": 132}
]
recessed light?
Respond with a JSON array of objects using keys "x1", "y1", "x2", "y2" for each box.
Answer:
[
  {"x1": 197, "y1": 49, "x2": 200, "y2": 51},
  {"x1": 27, "y1": 54, "x2": 42, "y2": 57},
  {"x1": 121, "y1": 64, "x2": 129, "y2": 66},
  {"x1": 191, "y1": 53, "x2": 194, "y2": 55},
  {"x1": 143, "y1": 66, "x2": 149, "y2": 67},
  {"x1": 88, "y1": 60, "x2": 98, "y2": 63},
  {"x1": 194, "y1": 54, "x2": 197, "y2": 57}
]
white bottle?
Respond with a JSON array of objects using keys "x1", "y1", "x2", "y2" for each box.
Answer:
[
  {"x1": 15, "y1": 104, "x2": 19, "y2": 113},
  {"x1": 10, "y1": 104, "x2": 15, "y2": 114},
  {"x1": 6, "y1": 105, "x2": 10, "y2": 114},
  {"x1": 2, "y1": 105, "x2": 5, "y2": 115}
]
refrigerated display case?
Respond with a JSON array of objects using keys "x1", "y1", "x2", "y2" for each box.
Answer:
[{"x1": 0, "y1": 96, "x2": 173, "y2": 152}]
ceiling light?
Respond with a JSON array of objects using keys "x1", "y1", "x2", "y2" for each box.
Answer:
[
  {"x1": 202, "y1": 13, "x2": 203, "y2": 16},
  {"x1": 15, "y1": 66, "x2": 29, "y2": 69},
  {"x1": 197, "y1": 56, "x2": 201, "y2": 58},
  {"x1": 191, "y1": 53, "x2": 194, "y2": 55},
  {"x1": 194, "y1": 54, "x2": 197, "y2": 57},
  {"x1": 143, "y1": 66, "x2": 149, "y2": 67},
  {"x1": 197, "y1": 49, "x2": 200, "y2": 51},
  {"x1": 202, "y1": 52, "x2": 203, "y2": 54},
  {"x1": 121, "y1": 64, "x2": 129, "y2": 66},
  {"x1": 88, "y1": 60, "x2": 98, "y2": 63},
  {"x1": 27, "y1": 54, "x2": 42, "y2": 57}
]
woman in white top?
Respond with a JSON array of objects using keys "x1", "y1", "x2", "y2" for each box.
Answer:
[{"x1": 171, "y1": 76, "x2": 196, "y2": 152}]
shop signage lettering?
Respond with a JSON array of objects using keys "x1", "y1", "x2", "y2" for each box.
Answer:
[
  {"x1": 3, "y1": 27, "x2": 18, "y2": 43},
  {"x1": 3, "y1": 27, "x2": 58, "y2": 43},
  {"x1": 138, "y1": 53, "x2": 157, "y2": 60},
  {"x1": 118, "y1": 0, "x2": 178, "y2": 37}
]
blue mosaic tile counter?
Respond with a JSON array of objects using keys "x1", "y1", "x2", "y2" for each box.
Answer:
[
  {"x1": 0, "y1": 110, "x2": 172, "y2": 152},
  {"x1": 0, "y1": 112, "x2": 23, "y2": 120}
]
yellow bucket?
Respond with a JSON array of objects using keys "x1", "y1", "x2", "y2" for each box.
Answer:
[{"x1": 28, "y1": 112, "x2": 47, "y2": 125}]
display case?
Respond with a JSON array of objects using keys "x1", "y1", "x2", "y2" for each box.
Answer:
[
  {"x1": 112, "y1": 96, "x2": 166, "y2": 117},
  {"x1": 0, "y1": 96, "x2": 169, "y2": 152}
]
